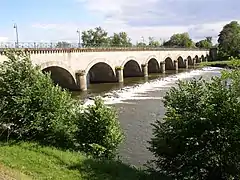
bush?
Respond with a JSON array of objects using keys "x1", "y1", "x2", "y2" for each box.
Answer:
[
  {"x1": 0, "y1": 49, "x2": 76, "y2": 148},
  {"x1": 74, "y1": 97, "x2": 124, "y2": 159},
  {"x1": 0, "y1": 49, "x2": 124, "y2": 159},
  {"x1": 149, "y1": 77, "x2": 240, "y2": 179}
]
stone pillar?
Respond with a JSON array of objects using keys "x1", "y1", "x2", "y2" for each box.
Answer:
[
  {"x1": 193, "y1": 58, "x2": 196, "y2": 66},
  {"x1": 184, "y1": 59, "x2": 188, "y2": 69},
  {"x1": 115, "y1": 67, "x2": 124, "y2": 83},
  {"x1": 205, "y1": 56, "x2": 208, "y2": 62},
  {"x1": 174, "y1": 60, "x2": 178, "y2": 71},
  {"x1": 76, "y1": 70, "x2": 87, "y2": 91},
  {"x1": 142, "y1": 64, "x2": 148, "y2": 77},
  {"x1": 160, "y1": 62, "x2": 165, "y2": 73}
]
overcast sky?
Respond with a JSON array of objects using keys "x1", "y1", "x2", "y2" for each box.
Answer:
[{"x1": 0, "y1": 0, "x2": 239, "y2": 44}]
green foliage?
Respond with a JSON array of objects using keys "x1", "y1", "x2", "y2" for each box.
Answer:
[
  {"x1": 218, "y1": 21, "x2": 240, "y2": 58},
  {"x1": 81, "y1": 27, "x2": 109, "y2": 47},
  {"x1": 109, "y1": 32, "x2": 132, "y2": 47},
  {"x1": 74, "y1": 98, "x2": 124, "y2": 159},
  {"x1": 56, "y1": 41, "x2": 71, "y2": 48},
  {"x1": 136, "y1": 42, "x2": 147, "y2": 47},
  {"x1": 149, "y1": 76, "x2": 240, "y2": 179},
  {"x1": 0, "y1": 142, "x2": 147, "y2": 180},
  {"x1": 196, "y1": 37, "x2": 213, "y2": 48},
  {"x1": 0, "y1": 50, "x2": 124, "y2": 159},
  {"x1": 148, "y1": 37, "x2": 160, "y2": 47},
  {"x1": 0, "y1": 49, "x2": 76, "y2": 147},
  {"x1": 221, "y1": 69, "x2": 240, "y2": 96},
  {"x1": 163, "y1": 32, "x2": 195, "y2": 48}
]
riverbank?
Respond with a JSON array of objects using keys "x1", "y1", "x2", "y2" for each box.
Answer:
[
  {"x1": 200, "y1": 60, "x2": 240, "y2": 69},
  {"x1": 0, "y1": 142, "x2": 155, "y2": 180}
]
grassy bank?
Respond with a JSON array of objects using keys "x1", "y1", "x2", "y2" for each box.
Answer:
[
  {"x1": 0, "y1": 142, "x2": 152, "y2": 180},
  {"x1": 200, "y1": 60, "x2": 230, "y2": 68},
  {"x1": 200, "y1": 60, "x2": 240, "y2": 68}
]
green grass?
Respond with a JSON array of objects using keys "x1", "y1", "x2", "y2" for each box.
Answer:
[
  {"x1": 200, "y1": 60, "x2": 230, "y2": 67},
  {"x1": 0, "y1": 142, "x2": 154, "y2": 180},
  {"x1": 200, "y1": 59, "x2": 240, "y2": 68}
]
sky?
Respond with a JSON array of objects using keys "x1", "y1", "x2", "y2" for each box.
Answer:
[{"x1": 0, "y1": 0, "x2": 239, "y2": 44}]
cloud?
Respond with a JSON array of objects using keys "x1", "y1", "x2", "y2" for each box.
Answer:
[
  {"x1": 7, "y1": 0, "x2": 239, "y2": 44},
  {"x1": 0, "y1": 37, "x2": 9, "y2": 42},
  {"x1": 71, "y1": 0, "x2": 239, "y2": 43},
  {"x1": 78, "y1": 0, "x2": 240, "y2": 26}
]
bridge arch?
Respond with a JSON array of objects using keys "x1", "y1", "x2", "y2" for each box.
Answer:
[
  {"x1": 122, "y1": 57, "x2": 142, "y2": 77},
  {"x1": 85, "y1": 59, "x2": 116, "y2": 83},
  {"x1": 148, "y1": 58, "x2": 160, "y2": 73},
  {"x1": 145, "y1": 55, "x2": 159, "y2": 73},
  {"x1": 164, "y1": 57, "x2": 174, "y2": 70},
  {"x1": 187, "y1": 56, "x2": 193, "y2": 65},
  {"x1": 201, "y1": 55, "x2": 205, "y2": 62},
  {"x1": 177, "y1": 56, "x2": 185, "y2": 68},
  {"x1": 40, "y1": 61, "x2": 77, "y2": 90},
  {"x1": 195, "y1": 55, "x2": 200, "y2": 63}
]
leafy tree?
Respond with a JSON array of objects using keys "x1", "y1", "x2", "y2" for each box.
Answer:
[
  {"x1": 0, "y1": 50, "x2": 124, "y2": 159},
  {"x1": 218, "y1": 21, "x2": 240, "y2": 58},
  {"x1": 136, "y1": 42, "x2": 147, "y2": 47},
  {"x1": 74, "y1": 97, "x2": 124, "y2": 158},
  {"x1": 109, "y1": 32, "x2": 132, "y2": 47},
  {"x1": 163, "y1": 32, "x2": 194, "y2": 48},
  {"x1": 81, "y1": 26, "x2": 109, "y2": 47},
  {"x1": 148, "y1": 37, "x2": 160, "y2": 47},
  {"x1": 56, "y1": 41, "x2": 71, "y2": 48},
  {"x1": 0, "y1": 49, "x2": 76, "y2": 148},
  {"x1": 149, "y1": 75, "x2": 240, "y2": 179},
  {"x1": 196, "y1": 37, "x2": 213, "y2": 48}
]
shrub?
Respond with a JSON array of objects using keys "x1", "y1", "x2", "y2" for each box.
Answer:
[
  {"x1": 148, "y1": 77, "x2": 240, "y2": 179},
  {"x1": 74, "y1": 97, "x2": 124, "y2": 159},
  {"x1": 0, "y1": 49, "x2": 76, "y2": 148},
  {"x1": 0, "y1": 49, "x2": 124, "y2": 158}
]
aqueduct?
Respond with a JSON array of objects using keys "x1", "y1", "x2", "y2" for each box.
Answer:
[{"x1": 0, "y1": 48, "x2": 209, "y2": 91}]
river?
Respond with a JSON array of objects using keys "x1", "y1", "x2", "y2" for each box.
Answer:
[{"x1": 72, "y1": 66, "x2": 222, "y2": 167}]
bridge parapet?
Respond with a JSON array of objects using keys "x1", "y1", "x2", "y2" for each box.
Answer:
[{"x1": 0, "y1": 47, "x2": 209, "y2": 55}]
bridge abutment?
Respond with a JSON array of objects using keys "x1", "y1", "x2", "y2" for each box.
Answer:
[
  {"x1": 160, "y1": 62, "x2": 165, "y2": 73},
  {"x1": 76, "y1": 70, "x2": 87, "y2": 91},
  {"x1": 142, "y1": 64, "x2": 148, "y2": 77}
]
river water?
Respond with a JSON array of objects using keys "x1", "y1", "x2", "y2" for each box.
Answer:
[{"x1": 72, "y1": 66, "x2": 222, "y2": 167}]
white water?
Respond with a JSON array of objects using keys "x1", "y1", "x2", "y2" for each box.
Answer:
[{"x1": 83, "y1": 67, "x2": 222, "y2": 106}]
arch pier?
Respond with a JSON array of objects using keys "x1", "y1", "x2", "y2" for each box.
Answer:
[
  {"x1": 33, "y1": 52, "x2": 209, "y2": 91},
  {"x1": 73, "y1": 54, "x2": 207, "y2": 91},
  {"x1": 76, "y1": 70, "x2": 87, "y2": 91}
]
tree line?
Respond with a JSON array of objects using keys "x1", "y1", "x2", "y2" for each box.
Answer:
[
  {"x1": 57, "y1": 20, "x2": 240, "y2": 59},
  {"x1": 56, "y1": 27, "x2": 213, "y2": 49}
]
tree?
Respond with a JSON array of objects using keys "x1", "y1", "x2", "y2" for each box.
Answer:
[
  {"x1": 196, "y1": 37, "x2": 213, "y2": 48},
  {"x1": 148, "y1": 76, "x2": 240, "y2": 179},
  {"x1": 0, "y1": 49, "x2": 76, "y2": 148},
  {"x1": 109, "y1": 32, "x2": 132, "y2": 47},
  {"x1": 218, "y1": 21, "x2": 240, "y2": 58},
  {"x1": 74, "y1": 97, "x2": 124, "y2": 158},
  {"x1": 136, "y1": 42, "x2": 147, "y2": 47},
  {"x1": 163, "y1": 32, "x2": 194, "y2": 48},
  {"x1": 148, "y1": 37, "x2": 160, "y2": 47},
  {"x1": 81, "y1": 26, "x2": 109, "y2": 47},
  {"x1": 56, "y1": 41, "x2": 71, "y2": 48},
  {"x1": 0, "y1": 50, "x2": 124, "y2": 159}
]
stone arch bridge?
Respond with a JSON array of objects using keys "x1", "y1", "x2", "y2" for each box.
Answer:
[{"x1": 0, "y1": 48, "x2": 209, "y2": 91}]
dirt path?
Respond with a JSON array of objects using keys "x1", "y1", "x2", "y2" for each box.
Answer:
[{"x1": 0, "y1": 164, "x2": 31, "y2": 180}]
